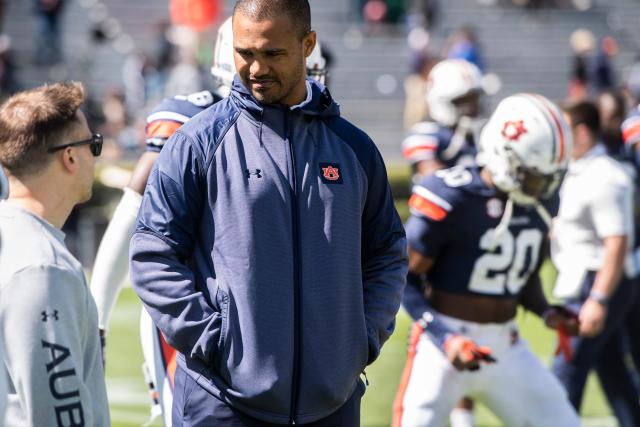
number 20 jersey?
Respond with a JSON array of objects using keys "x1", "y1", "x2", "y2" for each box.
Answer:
[{"x1": 406, "y1": 165, "x2": 559, "y2": 298}]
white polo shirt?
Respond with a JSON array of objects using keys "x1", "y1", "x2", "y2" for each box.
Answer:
[{"x1": 551, "y1": 144, "x2": 636, "y2": 299}]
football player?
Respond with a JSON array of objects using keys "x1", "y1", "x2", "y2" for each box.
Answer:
[
  {"x1": 392, "y1": 93, "x2": 581, "y2": 427},
  {"x1": 89, "y1": 17, "x2": 328, "y2": 425},
  {"x1": 402, "y1": 57, "x2": 486, "y2": 427},
  {"x1": 401, "y1": 58, "x2": 484, "y2": 181}
]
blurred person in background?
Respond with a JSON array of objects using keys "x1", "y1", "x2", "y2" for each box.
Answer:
[
  {"x1": 403, "y1": 50, "x2": 436, "y2": 130},
  {"x1": 592, "y1": 36, "x2": 618, "y2": 93},
  {"x1": 409, "y1": 0, "x2": 439, "y2": 30},
  {"x1": 597, "y1": 89, "x2": 626, "y2": 157},
  {"x1": 90, "y1": 15, "x2": 329, "y2": 425},
  {"x1": 445, "y1": 26, "x2": 484, "y2": 73},
  {"x1": 568, "y1": 29, "x2": 595, "y2": 101},
  {"x1": 401, "y1": 57, "x2": 486, "y2": 427},
  {"x1": 402, "y1": 58, "x2": 485, "y2": 181},
  {"x1": 33, "y1": 0, "x2": 65, "y2": 66},
  {"x1": 551, "y1": 100, "x2": 640, "y2": 427},
  {"x1": 393, "y1": 93, "x2": 580, "y2": 427},
  {"x1": 0, "y1": 82, "x2": 109, "y2": 426}
]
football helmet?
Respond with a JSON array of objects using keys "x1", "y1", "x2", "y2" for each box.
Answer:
[
  {"x1": 211, "y1": 17, "x2": 235, "y2": 97},
  {"x1": 477, "y1": 93, "x2": 572, "y2": 206},
  {"x1": 426, "y1": 59, "x2": 483, "y2": 127}
]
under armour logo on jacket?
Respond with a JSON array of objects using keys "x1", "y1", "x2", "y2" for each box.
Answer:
[
  {"x1": 41, "y1": 310, "x2": 59, "y2": 322},
  {"x1": 245, "y1": 169, "x2": 263, "y2": 179}
]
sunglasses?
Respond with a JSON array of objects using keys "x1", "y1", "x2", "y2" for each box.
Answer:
[{"x1": 48, "y1": 133, "x2": 103, "y2": 157}]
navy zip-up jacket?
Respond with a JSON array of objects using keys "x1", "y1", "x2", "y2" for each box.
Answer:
[{"x1": 130, "y1": 77, "x2": 407, "y2": 424}]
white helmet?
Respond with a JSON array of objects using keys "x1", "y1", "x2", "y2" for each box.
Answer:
[
  {"x1": 426, "y1": 59, "x2": 483, "y2": 127},
  {"x1": 211, "y1": 17, "x2": 235, "y2": 97},
  {"x1": 477, "y1": 93, "x2": 572, "y2": 206},
  {"x1": 307, "y1": 41, "x2": 327, "y2": 85}
]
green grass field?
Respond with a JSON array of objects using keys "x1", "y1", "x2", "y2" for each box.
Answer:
[{"x1": 105, "y1": 284, "x2": 615, "y2": 427}]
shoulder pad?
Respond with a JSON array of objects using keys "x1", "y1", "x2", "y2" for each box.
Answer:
[
  {"x1": 408, "y1": 167, "x2": 471, "y2": 221},
  {"x1": 145, "y1": 91, "x2": 222, "y2": 141},
  {"x1": 622, "y1": 107, "x2": 640, "y2": 146},
  {"x1": 403, "y1": 121, "x2": 453, "y2": 162}
]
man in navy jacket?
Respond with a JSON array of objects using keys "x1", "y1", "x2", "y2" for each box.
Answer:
[{"x1": 129, "y1": 0, "x2": 408, "y2": 425}]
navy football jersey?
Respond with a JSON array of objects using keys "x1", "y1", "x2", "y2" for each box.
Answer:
[
  {"x1": 145, "y1": 90, "x2": 223, "y2": 152},
  {"x1": 406, "y1": 165, "x2": 558, "y2": 298},
  {"x1": 401, "y1": 120, "x2": 477, "y2": 170}
]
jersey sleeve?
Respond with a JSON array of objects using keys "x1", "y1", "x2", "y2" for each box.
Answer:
[
  {"x1": 402, "y1": 122, "x2": 449, "y2": 164},
  {"x1": 145, "y1": 91, "x2": 219, "y2": 153},
  {"x1": 405, "y1": 174, "x2": 457, "y2": 259}
]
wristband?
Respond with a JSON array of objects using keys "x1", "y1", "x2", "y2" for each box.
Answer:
[{"x1": 588, "y1": 289, "x2": 609, "y2": 307}]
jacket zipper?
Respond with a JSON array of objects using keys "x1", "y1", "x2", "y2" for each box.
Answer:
[{"x1": 286, "y1": 109, "x2": 302, "y2": 426}]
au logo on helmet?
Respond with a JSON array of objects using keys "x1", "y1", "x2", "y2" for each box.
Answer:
[
  {"x1": 319, "y1": 163, "x2": 343, "y2": 184},
  {"x1": 501, "y1": 120, "x2": 528, "y2": 142}
]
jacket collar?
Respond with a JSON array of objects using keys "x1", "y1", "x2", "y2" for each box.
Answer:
[{"x1": 230, "y1": 76, "x2": 340, "y2": 119}]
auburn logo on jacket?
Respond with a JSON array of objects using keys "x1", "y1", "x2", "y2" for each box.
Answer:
[{"x1": 319, "y1": 163, "x2": 343, "y2": 184}]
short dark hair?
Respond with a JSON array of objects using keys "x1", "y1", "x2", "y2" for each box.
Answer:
[
  {"x1": 0, "y1": 82, "x2": 85, "y2": 178},
  {"x1": 233, "y1": 0, "x2": 311, "y2": 39},
  {"x1": 562, "y1": 100, "x2": 600, "y2": 137}
]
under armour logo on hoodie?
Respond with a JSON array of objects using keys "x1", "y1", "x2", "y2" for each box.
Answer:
[
  {"x1": 245, "y1": 169, "x2": 263, "y2": 179},
  {"x1": 41, "y1": 310, "x2": 59, "y2": 322}
]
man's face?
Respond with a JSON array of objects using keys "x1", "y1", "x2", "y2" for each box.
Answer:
[
  {"x1": 452, "y1": 91, "x2": 481, "y2": 119},
  {"x1": 233, "y1": 12, "x2": 315, "y2": 105}
]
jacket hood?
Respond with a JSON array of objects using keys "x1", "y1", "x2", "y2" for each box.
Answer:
[{"x1": 230, "y1": 76, "x2": 340, "y2": 118}]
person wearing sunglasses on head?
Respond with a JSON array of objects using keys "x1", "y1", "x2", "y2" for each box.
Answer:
[{"x1": 0, "y1": 82, "x2": 109, "y2": 426}]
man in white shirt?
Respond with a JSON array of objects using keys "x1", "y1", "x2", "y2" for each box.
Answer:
[
  {"x1": 552, "y1": 100, "x2": 640, "y2": 427},
  {"x1": 0, "y1": 82, "x2": 110, "y2": 426}
]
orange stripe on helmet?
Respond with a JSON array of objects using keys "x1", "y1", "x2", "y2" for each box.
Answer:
[
  {"x1": 146, "y1": 120, "x2": 183, "y2": 140},
  {"x1": 408, "y1": 193, "x2": 448, "y2": 221},
  {"x1": 392, "y1": 322, "x2": 424, "y2": 427},
  {"x1": 531, "y1": 94, "x2": 566, "y2": 164}
]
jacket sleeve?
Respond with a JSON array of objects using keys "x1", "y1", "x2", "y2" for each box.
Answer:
[
  {"x1": 361, "y1": 143, "x2": 408, "y2": 365},
  {"x1": 130, "y1": 131, "x2": 222, "y2": 363},
  {"x1": 0, "y1": 266, "x2": 106, "y2": 426}
]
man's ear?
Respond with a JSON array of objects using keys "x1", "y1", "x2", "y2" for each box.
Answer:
[
  {"x1": 59, "y1": 147, "x2": 77, "y2": 174},
  {"x1": 303, "y1": 30, "x2": 317, "y2": 58}
]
